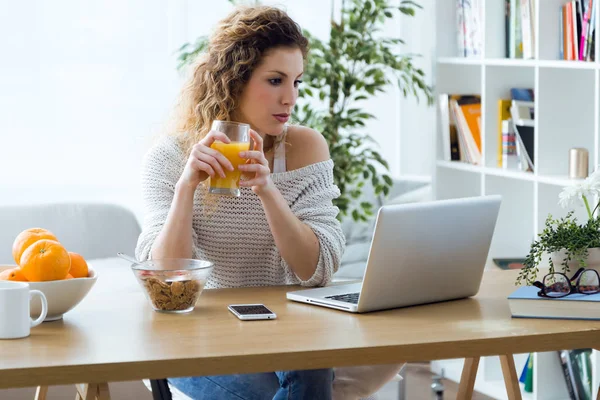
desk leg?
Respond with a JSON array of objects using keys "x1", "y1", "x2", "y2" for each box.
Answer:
[
  {"x1": 34, "y1": 386, "x2": 48, "y2": 400},
  {"x1": 499, "y1": 355, "x2": 522, "y2": 400},
  {"x1": 457, "y1": 357, "x2": 480, "y2": 400},
  {"x1": 76, "y1": 384, "x2": 100, "y2": 400},
  {"x1": 96, "y1": 383, "x2": 111, "y2": 400}
]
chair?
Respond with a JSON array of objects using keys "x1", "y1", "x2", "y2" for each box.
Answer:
[{"x1": 150, "y1": 379, "x2": 173, "y2": 400}]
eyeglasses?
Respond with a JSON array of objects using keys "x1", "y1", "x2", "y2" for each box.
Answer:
[{"x1": 533, "y1": 268, "x2": 600, "y2": 298}]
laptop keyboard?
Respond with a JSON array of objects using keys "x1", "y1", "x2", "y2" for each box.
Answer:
[{"x1": 325, "y1": 292, "x2": 360, "y2": 304}]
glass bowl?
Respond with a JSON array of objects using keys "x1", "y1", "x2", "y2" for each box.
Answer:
[{"x1": 130, "y1": 258, "x2": 214, "y2": 313}]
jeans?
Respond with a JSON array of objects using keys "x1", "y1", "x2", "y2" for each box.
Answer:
[{"x1": 168, "y1": 368, "x2": 334, "y2": 400}]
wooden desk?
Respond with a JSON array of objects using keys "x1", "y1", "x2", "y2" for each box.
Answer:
[{"x1": 1, "y1": 258, "x2": 599, "y2": 396}]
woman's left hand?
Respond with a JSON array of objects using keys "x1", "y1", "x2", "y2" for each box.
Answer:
[{"x1": 239, "y1": 129, "x2": 276, "y2": 196}]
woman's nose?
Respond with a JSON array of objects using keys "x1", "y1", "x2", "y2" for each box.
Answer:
[{"x1": 281, "y1": 84, "x2": 297, "y2": 106}]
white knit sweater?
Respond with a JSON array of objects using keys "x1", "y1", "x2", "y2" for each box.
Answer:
[{"x1": 135, "y1": 135, "x2": 346, "y2": 289}]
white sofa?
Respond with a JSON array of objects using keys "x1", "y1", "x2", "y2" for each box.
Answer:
[
  {"x1": 0, "y1": 203, "x2": 140, "y2": 265},
  {"x1": 334, "y1": 177, "x2": 432, "y2": 282}
]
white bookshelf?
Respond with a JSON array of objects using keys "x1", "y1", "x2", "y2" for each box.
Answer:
[{"x1": 433, "y1": 1, "x2": 600, "y2": 399}]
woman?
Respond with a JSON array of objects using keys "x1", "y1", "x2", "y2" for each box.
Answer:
[{"x1": 136, "y1": 5, "x2": 344, "y2": 399}]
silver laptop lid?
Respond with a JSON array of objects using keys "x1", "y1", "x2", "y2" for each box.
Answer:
[{"x1": 356, "y1": 195, "x2": 501, "y2": 312}]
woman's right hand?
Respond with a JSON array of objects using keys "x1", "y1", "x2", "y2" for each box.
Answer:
[{"x1": 177, "y1": 130, "x2": 235, "y2": 189}]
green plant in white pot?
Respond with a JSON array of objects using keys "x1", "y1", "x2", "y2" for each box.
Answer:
[{"x1": 517, "y1": 169, "x2": 600, "y2": 285}]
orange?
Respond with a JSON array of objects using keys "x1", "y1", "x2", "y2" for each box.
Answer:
[
  {"x1": 0, "y1": 268, "x2": 28, "y2": 281},
  {"x1": 19, "y1": 239, "x2": 71, "y2": 282},
  {"x1": 68, "y1": 252, "x2": 88, "y2": 278},
  {"x1": 12, "y1": 228, "x2": 58, "y2": 265},
  {"x1": 65, "y1": 274, "x2": 74, "y2": 279}
]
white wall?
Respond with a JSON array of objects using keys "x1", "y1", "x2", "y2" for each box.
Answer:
[
  {"x1": 398, "y1": 0, "x2": 435, "y2": 179},
  {"x1": 0, "y1": 0, "x2": 435, "y2": 221}
]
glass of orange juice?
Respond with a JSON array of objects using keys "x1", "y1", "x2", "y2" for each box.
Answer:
[{"x1": 209, "y1": 120, "x2": 251, "y2": 197}]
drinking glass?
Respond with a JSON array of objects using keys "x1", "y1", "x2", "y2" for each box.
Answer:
[{"x1": 208, "y1": 120, "x2": 251, "y2": 197}]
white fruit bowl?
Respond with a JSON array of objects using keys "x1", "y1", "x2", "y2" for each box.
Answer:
[{"x1": 0, "y1": 265, "x2": 97, "y2": 321}]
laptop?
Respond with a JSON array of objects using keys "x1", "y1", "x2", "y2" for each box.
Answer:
[{"x1": 286, "y1": 195, "x2": 502, "y2": 313}]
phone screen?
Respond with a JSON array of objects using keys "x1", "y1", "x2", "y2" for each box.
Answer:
[{"x1": 230, "y1": 304, "x2": 274, "y2": 315}]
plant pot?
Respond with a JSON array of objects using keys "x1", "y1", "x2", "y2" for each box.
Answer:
[{"x1": 546, "y1": 247, "x2": 600, "y2": 275}]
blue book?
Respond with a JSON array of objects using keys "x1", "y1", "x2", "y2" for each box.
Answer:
[
  {"x1": 510, "y1": 88, "x2": 534, "y2": 102},
  {"x1": 518, "y1": 353, "x2": 529, "y2": 383},
  {"x1": 508, "y1": 286, "x2": 600, "y2": 320}
]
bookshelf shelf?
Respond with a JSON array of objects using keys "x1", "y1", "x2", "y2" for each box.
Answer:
[
  {"x1": 537, "y1": 59, "x2": 599, "y2": 69},
  {"x1": 536, "y1": 174, "x2": 584, "y2": 187},
  {"x1": 437, "y1": 56, "x2": 483, "y2": 65},
  {"x1": 436, "y1": 160, "x2": 482, "y2": 174},
  {"x1": 439, "y1": 57, "x2": 600, "y2": 69},
  {"x1": 434, "y1": 0, "x2": 600, "y2": 398},
  {"x1": 485, "y1": 58, "x2": 537, "y2": 67},
  {"x1": 484, "y1": 166, "x2": 536, "y2": 181},
  {"x1": 436, "y1": 161, "x2": 582, "y2": 187}
]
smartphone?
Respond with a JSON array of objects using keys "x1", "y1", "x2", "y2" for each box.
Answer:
[{"x1": 228, "y1": 304, "x2": 277, "y2": 321}]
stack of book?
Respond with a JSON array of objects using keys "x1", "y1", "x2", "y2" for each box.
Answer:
[
  {"x1": 558, "y1": 349, "x2": 594, "y2": 400},
  {"x1": 508, "y1": 285, "x2": 600, "y2": 320},
  {"x1": 438, "y1": 94, "x2": 482, "y2": 165},
  {"x1": 561, "y1": 0, "x2": 596, "y2": 61},
  {"x1": 517, "y1": 350, "x2": 594, "y2": 399},
  {"x1": 505, "y1": 0, "x2": 536, "y2": 59},
  {"x1": 456, "y1": 0, "x2": 483, "y2": 57},
  {"x1": 497, "y1": 88, "x2": 535, "y2": 172}
]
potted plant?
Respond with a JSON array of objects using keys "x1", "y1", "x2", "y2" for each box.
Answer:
[
  {"x1": 176, "y1": 0, "x2": 433, "y2": 221},
  {"x1": 517, "y1": 169, "x2": 600, "y2": 286}
]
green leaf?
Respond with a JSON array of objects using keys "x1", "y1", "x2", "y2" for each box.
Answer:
[
  {"x1": 360, "y1": 201, "x2": 373, "y2": 210},
  {"x1": 399, "y1": 7, "x2": 415, "y2": 16}
]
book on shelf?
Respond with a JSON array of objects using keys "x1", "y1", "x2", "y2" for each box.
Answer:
[
  {"x1": 496, "y1": 88, "x2": 535, "y2": 171},
  {"x1": 520, "y1": 0, "x2": 535, "y2": 59},
  {"x1": 505, "y1": 0, "x2": 534, "y2": 58},
  {"x1": 508, "y1": 286, "x2": 600, "y2": 320},
  {"x1": 510, "y1": 88, "x2": 534, "y2": 102},
  {"x1": 438, "y1": 94, "x2": 461, "y2": 162},
  {"x1": 518, "y1": 353, "x2": 534, "y2": 393},
  {"x1": 502, "y1": 120, "x2": 520, "y2": 170},
  {"x1": 439, "y1": 94, "x2": 481, "y2": 165},
  {"x1": 456, "y1": 0, "x2": 483, "y2": 57},
  {"x1": 497, "y1": 99, "x2": 512, "y2": 168},
  {"x1": 510, "y1": 100, "x2": 535, "y2": 172},
  {"x1": 561, "y1": 0, "x2": 596, "y2": 61},
  {"x1": 558, "y1": 349, "x2": 594, "y2": 400}
]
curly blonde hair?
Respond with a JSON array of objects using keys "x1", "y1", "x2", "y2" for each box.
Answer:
[{"x1": 168, "y1": 6, "x2": 309, "y2": 154}]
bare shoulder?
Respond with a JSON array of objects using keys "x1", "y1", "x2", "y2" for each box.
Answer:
[{"x1": 285, "y1": 125, "x2": 330, "y2": 171}]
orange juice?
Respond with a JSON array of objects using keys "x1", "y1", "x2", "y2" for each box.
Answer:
[{"x1": 209, "y1": 141, "x2": 251, "y2": 194}]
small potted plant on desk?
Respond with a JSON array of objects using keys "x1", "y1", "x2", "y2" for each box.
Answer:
[{"x1": 517, "y1": 169, "x2": 600, "y2": 286}]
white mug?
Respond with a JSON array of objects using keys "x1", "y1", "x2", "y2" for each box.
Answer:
[{"x1": 0, "y1": 281, "x2": 48, "y2": 339}]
